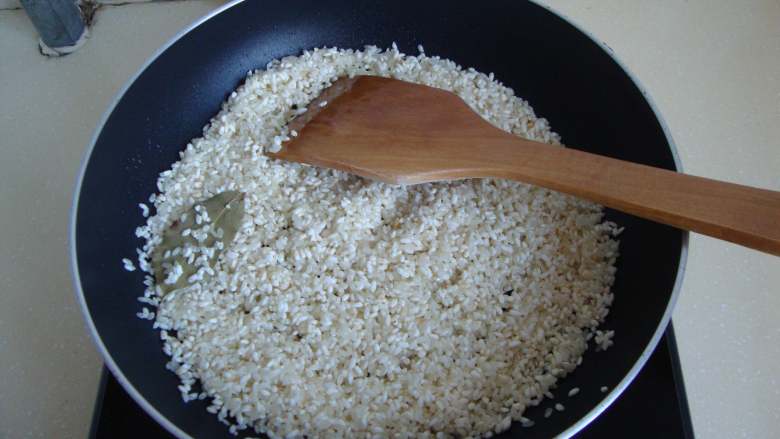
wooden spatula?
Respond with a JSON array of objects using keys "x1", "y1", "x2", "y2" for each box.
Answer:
[{"x1": 269, "y1": 76, "x2": 780, "y2": 256}]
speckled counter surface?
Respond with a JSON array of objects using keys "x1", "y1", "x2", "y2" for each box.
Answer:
[{"x1": 0, "y1": 1, "x2": 778, "y2": 437}]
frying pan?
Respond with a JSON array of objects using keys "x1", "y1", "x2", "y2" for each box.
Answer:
[{"x1": 71, "y1": 0, "x2": 687, "y2": 437}]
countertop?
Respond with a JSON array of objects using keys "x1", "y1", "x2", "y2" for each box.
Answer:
[{"x1": 1, "y1": 1, "x2": 778, "y2": 437}]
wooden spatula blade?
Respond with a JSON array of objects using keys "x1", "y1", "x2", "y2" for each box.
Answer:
[{"x1": 270, "y1": 76, "x2": 515, "y2": 184}]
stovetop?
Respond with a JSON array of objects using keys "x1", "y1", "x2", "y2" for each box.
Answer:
[{"x1": 89, "y1": 324, "x2": 694, "y2": 438}]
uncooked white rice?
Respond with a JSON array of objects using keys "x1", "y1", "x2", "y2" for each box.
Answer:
[
  {"x1": 122, "y1": 258, "x2": 136, "y2": 272},
  {"x1": 133, "y1": 45, "x2": 620, "y2": 438},
  {"x1": 594, "y1": 329, "x2": 615, "y2": 351},
  {"x1": 139, "y1": 202, "x2": 150, "y2": 218}
]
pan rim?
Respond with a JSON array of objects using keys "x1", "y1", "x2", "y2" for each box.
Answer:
[{"x1": 69, "y1": 1, "x2": 689, "y2": 437}]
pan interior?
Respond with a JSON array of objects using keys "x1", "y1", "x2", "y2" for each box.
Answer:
[{"x1": 74, "y1": 1, "x2": 683, "y2": 437}]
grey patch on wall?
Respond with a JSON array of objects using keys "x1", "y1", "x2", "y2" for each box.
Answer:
[
  {"x1": 16, "y1": 0, "x2": 199, "y2": 56},
  {"x1": 20, "y1": 0, "x2": 89, "y2": 56}
]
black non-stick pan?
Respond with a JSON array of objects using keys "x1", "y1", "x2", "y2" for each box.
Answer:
[{"x1": 71, "y1": 0, "x2": 687, "y2": 437}]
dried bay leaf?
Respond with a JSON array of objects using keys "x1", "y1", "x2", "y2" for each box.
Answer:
[{"x1": 151, "y1": 190, "x2": 245, "y2": 295}]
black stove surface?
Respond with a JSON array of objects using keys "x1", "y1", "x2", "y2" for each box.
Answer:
[{"x1": 90, "y1": 324, "x2": 694, "y2": 438}]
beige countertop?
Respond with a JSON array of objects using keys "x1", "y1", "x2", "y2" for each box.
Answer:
[{"x1": 1, "y1": 1, "x2": 778, "y2": 437}]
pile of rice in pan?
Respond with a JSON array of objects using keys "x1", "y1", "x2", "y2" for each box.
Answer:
[{"x1": 131, "y1": 45, "x2": 619, "y2": 438}]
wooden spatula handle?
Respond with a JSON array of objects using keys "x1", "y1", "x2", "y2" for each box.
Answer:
[{"x1": 488, "y1": 138, "x2": 780, "y2": 255}]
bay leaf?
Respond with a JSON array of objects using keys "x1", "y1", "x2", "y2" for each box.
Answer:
[{"x1": 151, "y1": 190, "x2": 245, "y2": 295}]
